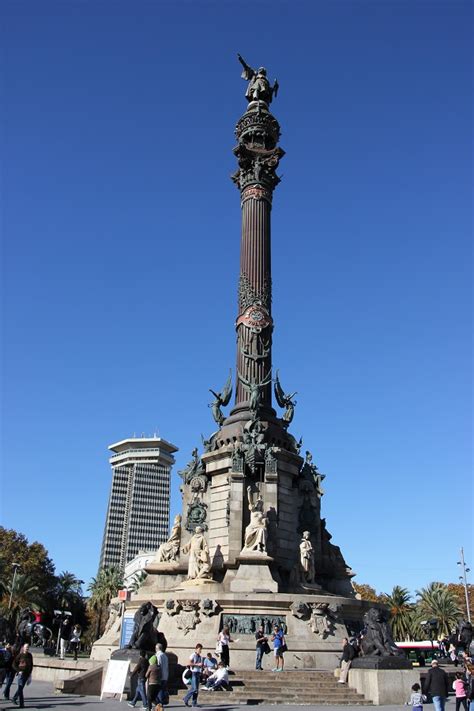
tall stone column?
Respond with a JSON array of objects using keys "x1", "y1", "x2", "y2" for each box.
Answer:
[{"x1": 229, "y1": 101, "x2": 284, "y2": 422}]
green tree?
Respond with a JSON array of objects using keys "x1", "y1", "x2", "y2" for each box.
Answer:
[
  {"x1": 352, "y1": 582, "x2": 382, "y2": 603},
  {"x1": 415, "y1": 582, "x2": 463, "y2": 637},
  {"x1": 4, "y1": 572, "x2": 46, "y2": 626},
  {"x1": 0, "y1": 528, "x2": 56, "y2": 597},
  {"x1": 446, "y1": 582, "x2": 474, "y2": 621},
  {"x1": 88, "y1": 566, "x2": 123, "y2": 640},
  {"x1": 55, "y1": 571, "x2": 84, "y2": 610},
  {"x1": 380, "y1": 585, "x2": 414, "y2": 641}
]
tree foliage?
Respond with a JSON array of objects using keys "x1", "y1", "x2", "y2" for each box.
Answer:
[
  {"x1": 353, "y1": 582, "x2": 383, "y2": 603},
  {"x1": 353, "y1": 579, "x2": 468, "y2": 641},
  {"x1": 0, "y1": 528, "x2": 88, "y2": 633},
  {"x1": 0, "y1": 527, "x2": 56, "y2": 593},
  {"x1": 380, "y1": 585, "x2": 414, "y2": 641},
  {"x1": 55, "y1": 571, "x2": 84, "y2": 610},
  {"x1": 414, "y1": 582, "x2": 463, "y2": 637},
  {"x1": 446, "y1": 582, "x2": 474, "y2": 621},
  {"x1": 87, "y1": 566, "x2": 124, "y2": 640}
]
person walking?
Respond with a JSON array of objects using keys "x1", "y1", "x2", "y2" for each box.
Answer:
[
  {"x1": 338, "y1": 637, "x2": 355, "y2": 684},
  {"x1": 468, "y1": 673, "x2": 474, "y2": 711},
  {"x1": 255, "y1": 625, "x2": 268, "y2": 670},
  {"x1": 217, "y1": 626, "x2": 233, "y2": 668},
  {"x1": 59, "y1": 617, "x2": 72, "y2": 660},
  {"x1": 183, "y1": 643, "x2": 204, "y2": 708},
  {"x1": 69, "y1": 625, "x2": 82, "y2": 661},
  {"x1": 11, "y1": 643, "x2": 33, "y2": 708},
  {"x1": 2, "y1": 644, "x2": 15, "y2": 700},
  {"x1": 453, "y1": 672, "x2": 468, "y2": 711},
  {"x1": 145, "y1": 658, "x2": 161, "y2": 711},
  {"x1": 128, "y1": 650, "x2": 149, "y2": 708},
  {"x1": 0, "y1": 644, "x2": 12, "y2": 688},
  {"x1": 154, "y1": 643, "x2": 169, "y2": 706},
  {"x1": 271, "y1": 624, "x2": 286, "y2": 672},
  {"x1": 407, "y1": 682, "x2": 426, "y2": 710},
  {"x1": 424, "y1": 659, "x2": 450, "y2": 711}
]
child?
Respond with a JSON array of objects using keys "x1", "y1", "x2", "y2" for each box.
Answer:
[
  {"x1": 406, "y1": 683, "x2": 426, "y2": 710},
  {"x1": 452, "y1": 672, "x2": 468, "y2": 711}
]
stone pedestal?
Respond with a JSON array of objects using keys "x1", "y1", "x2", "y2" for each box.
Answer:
[
  {"x1": 145, "y1": 562, "x2": 186, "y2": 575},
  {"x1": 229, "y1": 554, "x2": 279, "y2": 593},
  {"x1": 112, "y1": 590, "x2": 374, "y2": 671},
  {"x1": 347, "y1": 668, "x2": 420, "y2": 704}
]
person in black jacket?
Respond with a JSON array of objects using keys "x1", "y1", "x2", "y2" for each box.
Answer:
[
  {"x1": 423, "y1": 659, "x2": 450, "y2": 711},
  {"x1": 1, "y1": 644, "x2": 15, "y2": 700},
  {"x1": 12, "y1": 643, "x2": 34, "y2": 708},
  {"x1": 337, "y1": 638, "x2": 355, "y2": 684},
  {"x1": 127, "y1": 650, "x2": 149, "y2": 708}
]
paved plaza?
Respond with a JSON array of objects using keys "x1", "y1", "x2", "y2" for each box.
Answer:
[{"x1": 0, "y1": 680, "x2": 409, "y2": 711}]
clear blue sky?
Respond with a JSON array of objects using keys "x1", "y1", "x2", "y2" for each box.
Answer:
[{"x1": 1, "y1": 1, "x2": 472, "y2": 599}]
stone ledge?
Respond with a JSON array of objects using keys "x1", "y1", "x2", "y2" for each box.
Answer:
[{"x1": 348, "y1": 668, "x2": 420, "y2": 704}]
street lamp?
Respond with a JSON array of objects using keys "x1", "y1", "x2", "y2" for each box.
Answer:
[
  {"x1": 8, "y1": 562, "x2": 21, "y2": 611},
  {"x1": 457, "y1": 547, "x2": 471, "y2": 623}
]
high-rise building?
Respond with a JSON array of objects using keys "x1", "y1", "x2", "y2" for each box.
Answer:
[{"x1": 99, "y1": 436, "x2": 178, "y2": 571}]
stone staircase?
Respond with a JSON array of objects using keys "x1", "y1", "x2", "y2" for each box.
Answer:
[{"x1": 173, "y1": 669, "x2": 372, "y2": 705}]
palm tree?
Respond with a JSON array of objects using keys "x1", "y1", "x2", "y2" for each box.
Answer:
[
  {"x1": 55, "y1": 571, "x2": 84, "y2": 610},
  {"x1": 88, "y1": 566, "x2": 123, "y2": 640},
  {"x1": 415, "y1": 582, "x2": 462, "y2": 637},
  {"x1": 128, "y1": 571, "x2": 147, "y2": 594},
  {"x1": 5, "y1": 572, "x2": 45, "y2": 626},
  {"x1": 380, "y1": 586, "x2": 414, "y2": 641}
]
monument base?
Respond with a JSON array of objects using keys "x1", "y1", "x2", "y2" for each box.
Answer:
[
  {"x1": 348, "y1": 668, "x2": 420, "y2": 704},
  {"x1": 109, "y1": 588, "x2": 373, "y2": 671},
  {"x1": 229, "y1": 554, "x2": 279, "y2": 593},
  {"x1": 352, "y1": 656, "x2": 412, "y2": 669}
]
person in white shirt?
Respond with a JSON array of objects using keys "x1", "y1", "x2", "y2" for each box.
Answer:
[{"x1": 202, "y1": 662, "x2": 229, "y2": 691}]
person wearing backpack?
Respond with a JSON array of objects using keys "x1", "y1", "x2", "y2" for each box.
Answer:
[{"x1": 337, "y1": 637, "x2": 355, "y2": 684}]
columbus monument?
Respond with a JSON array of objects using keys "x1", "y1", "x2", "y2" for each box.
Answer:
[{"x1": 93, "y1": 55, "x2": 373, "y2": 669}]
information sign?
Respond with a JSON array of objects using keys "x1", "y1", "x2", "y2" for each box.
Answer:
[
  {"x1": 120, "y1": 612, "x2": 135, "y2": 648},
  {"x1": 100, "y1": 659, "x2": 130, "y2": 701}
]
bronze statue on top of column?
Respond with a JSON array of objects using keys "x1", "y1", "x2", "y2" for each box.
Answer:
[{"x1": 238, "y1": 54, "x2": 279, "y2": 105}]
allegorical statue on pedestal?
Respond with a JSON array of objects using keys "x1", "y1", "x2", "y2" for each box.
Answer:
[
  {"x1": 299, "y1": 530, "x2": 316, "y2": 584},
  {"x1": 182, "y1": 526, "x2": 212, "y2": 580},
  {"x1": 155, "y1": 514, "x2": 182, "y2": 563},
  {"x1": 242, "y1": 486, "x2": 268, "y2": 554},
  {"x1": 238, "y1": 53, "x2": 279, "y2": 104}
]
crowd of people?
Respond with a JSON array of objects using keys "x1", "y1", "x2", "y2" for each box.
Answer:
[
  {"x1": 421, "y1": 656, "x2": 474, "y2": 711},
  {"x1": 0, "y1": 619, "x2": 83, "y2": 708},
  {"x1": 127, "y1": 622, "x2": 287, "y2": 711}
]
